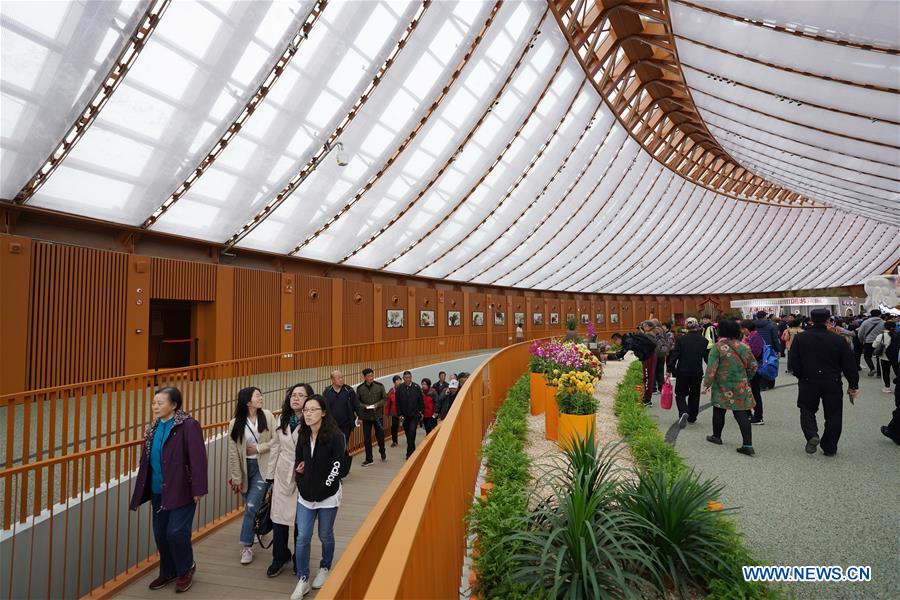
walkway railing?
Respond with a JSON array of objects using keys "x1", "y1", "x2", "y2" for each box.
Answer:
[
  {"x1": 0, "y1": 332, "x2": 533, "y2": 599},
  {"x1": 319, "y1": 340, "x2": 532, "y2": 598}
]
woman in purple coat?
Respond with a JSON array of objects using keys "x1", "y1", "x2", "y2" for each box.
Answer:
[{"x1": 130, "y1": 387, "x2": 208, "y2": 593}]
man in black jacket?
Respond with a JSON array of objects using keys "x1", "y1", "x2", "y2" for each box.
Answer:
[
  {"x1": 753, "y1": 311, "x2": 782, "y2": 389},
  {"x1": 788, "y1": 309, "x2": 860, "y2": 456},
  {"x1": 355, "y1": 368, "x2": 387, "y2": 466},
  {"x1": 667, "y1": 318, "x2": 707, "y2": 427},
  {"x1": 880, "y1": 331, "x2": 900, "y2": 445},
  {"x1": 395, "y1": 370, "x2": 424, "y2": 459},
  {"x1": 323, "y1": 370, "x2": 357, "y2": 474}
]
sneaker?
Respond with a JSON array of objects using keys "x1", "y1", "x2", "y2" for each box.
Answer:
[
  {"x1": 642, "y1": 400, "x2": 653, "y2": 408},
  {"x1": 267, "y1": 556, "x2": 291, "y2": 578},
  {"x1": 678, "y1": 413, "x2": 688, "y2": 429},
  {"x1": 175, "y1": 572, "x2": 193, "y2": 593},
  {"x1": 390, "y1": 442, "x2": 398, "y2": 447},
  {"x1": 291, "y1": 577, "x2": 311, "y2": 600},
  {"x1": 706, "y1": 435, "x2": 723, "y2": 445},
  {"x1": 240, "y1": 546, "x2": 253, "y2": 565},
  {"x1": 312, "y1": 567, "x2": 330, "y2": 589},
  {"x1": 750, "y1": 418, "x2": 765, "y2": 425},
  {"x1": 805, "y1": 435, "x2": 820, "y2": 454},
  {"x1": 883, "y1": 388, "x2": 892, "y2": 394},
  {"x1": 148, "y1": 574, "x2": 177, "y2": 590},
  {"x1": 380, "y1": 451, "x2": 387, "y2": 461},
  {"x1": 361, "y1": 459, "x2": 374, "y2": 467},
  {"x1": 736, "y1": 446, "x2": 755, "y2": 457}
]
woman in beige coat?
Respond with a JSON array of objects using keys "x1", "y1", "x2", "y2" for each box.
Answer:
[
  {"x1": 227, "y1": 386, "x2": 274, "y2": 565},
  {"x1": 264, "y1": 383, "x2": 312, "y2": 577}
]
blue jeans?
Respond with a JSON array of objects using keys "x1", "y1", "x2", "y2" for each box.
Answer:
[
  {"x1": 294, "y1": 502, "x2": 338, "y2": 580},
  {"x1": 239, "y1": 459, "x2": 267, "y2": 546},
  {"x1": 151, "y1": 494, "x2": 195, "y2": 578}
]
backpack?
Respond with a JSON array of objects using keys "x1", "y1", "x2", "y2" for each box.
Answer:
[
  {"x1": 757, "y1": 343, "x2": 779, "y2": 380},
  {"x1": 873, "y1": 332, "x2": 890, "y2": 357}
]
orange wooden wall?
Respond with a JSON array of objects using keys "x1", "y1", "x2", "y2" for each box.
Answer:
[{"x1": 0, "y1": 232, "x2": 854, "y2": 394}]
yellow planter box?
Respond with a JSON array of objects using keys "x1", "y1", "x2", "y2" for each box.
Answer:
[
  {"x1": 544, "y1": 382, "x2": 558, "y2": 441},
  {"x1": 529, "y1": 372, "x2": 544, "y2": 416},
  {"x1": 558, "y1": 412, "x2": 596, "y2": 452}
]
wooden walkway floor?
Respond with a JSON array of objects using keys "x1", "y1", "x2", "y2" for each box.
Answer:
[{"x1": 114, "y1": 431, "x2": 422, "y2": 599}]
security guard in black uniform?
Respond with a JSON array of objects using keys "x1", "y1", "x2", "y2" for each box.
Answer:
[{"x1": 788, "y1": 308, "x2": 859, "y2": 456}]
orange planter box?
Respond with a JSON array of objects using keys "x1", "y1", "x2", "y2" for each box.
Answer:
[
  {"x1": 529, "y1": 372, "x2": 545, "y2": 416},
  {"x1": 558, "y1": 413, "x2": 596, "y2": 452},
  {"x1": 544, "y1": 382, "x2": 558, "y2": 441}
]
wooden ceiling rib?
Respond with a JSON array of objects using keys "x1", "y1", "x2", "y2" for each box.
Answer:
[
  {"x1": 549, "y1": 0, "x2": 822, "y2": 209},
  {"x1": 13, "y1": 0, "x2": 171, "y2": 205},
  {"x1": 140, "y1": 0, "x2": 328, "y2": 229}
]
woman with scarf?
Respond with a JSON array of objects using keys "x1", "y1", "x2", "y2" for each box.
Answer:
[{"x1": 265, "y1": 383, "x2": 314, "y2": 577}]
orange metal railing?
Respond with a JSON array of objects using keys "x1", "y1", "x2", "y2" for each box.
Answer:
[
  {"x1": 318, "y1": 340, "x2": 532, "y2": 599},
  {"x1": 0, "y1": 332, "x2": 538, "y2": 599}
]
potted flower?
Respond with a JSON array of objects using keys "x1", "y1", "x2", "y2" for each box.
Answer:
[
  {"x1": 555, "y1": 370, "x2": 599, "y2": 451},
  {"x1": 565, "y1": 315, "x2": 578, "y2": 340},
  {"x1": 527, "y1": 342, "x2": 548, "y2": 416}
]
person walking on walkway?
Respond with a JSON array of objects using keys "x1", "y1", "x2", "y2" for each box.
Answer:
[
  {"x1": 265, "y1": 384, "x2": 311, "y2": 577},
  {"x1": 752, "y1": 311, "x2": 782, "y2": 390},
  {"x1": 420, "y1": 378, "x2": 438, "y2": 434},
  {"x1": 385, "y1": 375, "x2": 402, "y2": 447},
  {"x1": 396, "y1": 370, "x2": 424, "y2": 458},
  {"x1": 130, "y1": 387, "x2": 207, "y2": 593},
  {"x1": 782, "y1": 318, "x2": 802, "y2": 373},
  {"x1": 880, "y1": 330, "x2": 900, "y2": 444},
  {"x1": 858, "y1": 310, "x2": 884, "y2": 376},
  {"x1": 323, "y1": 370, "x2": 357, "y2": 475},
  {"x1": 668, "y1": 317, "x2": 707, "y2": 427},
  {"x1": 654, "y1": 321, "x2": 675, "y2": 393},
  {"x1": 874, "y1": 320, "x2": 897, "y2": 393},
  {"x1": 741, "y1": 320, "x2": 766, "y2": 425},
  {"x1": 291, "y1": 395, "x2": 344, "y2": 598},
  {"x1": 433, "y1": 371, "x2": 449, "y2": 399},
  {"x1": 355, "y1": 368, "x2": 387, "y2": 465},
  {"x1": 614, "y1": 328, "x2": 658, "y2": 407},
  {"x1": 701, "y1": 316, "x2": 718, "y2": 364},
  {"x1": 703, "y1": 319, "x2": 758, "y2": 457},
  {"x1": 437, "y1": 379, "x2": 459, "y2": 420},
  {"x1": 788, "y1": 308, "x2": 860, "y2": 457},
  {"x1": 228, "y1": 387, "x2": 274, "y2": 565}
]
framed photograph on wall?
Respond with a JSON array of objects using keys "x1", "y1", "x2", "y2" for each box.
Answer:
[
  {"x1": 494, "y1": 311, "x2": 505, "y2": 326},
  {"x1": 472, "y1": 311, "x2": 485, "y2": 326},
  {"x1": 387, "y1": 309, "x2": 404, "y2": 328},
  {"x1": 610, "y1": 313, "x2": 619, "y2": 324},
  {"x1": 580, "y1": 314, "x2": 589, "y2": 325},
  {"x1": 448, "y1": 310, "x2": 461, "y2": 327},
  {"x1": 419, "y1": 310, "x2": 435, "y2": 327},
  {"x1": 514, "y1": 312, "x2": 525, "y2": 327},
  {"x1": 533, "y1": 312, "x2": 543, "y2": 325},
  {"x1": 596, "y1": 313, "x2": 604, "y2": 324},
  {"x1": 549, "y1": 312, "x2": 559, "y2": 325}
]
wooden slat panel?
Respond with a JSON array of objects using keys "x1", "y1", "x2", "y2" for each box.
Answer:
[
  {"x1": 343, "y1": 280, "x2": 373, "y2": 344},
  {"x1": 26, "y1": 243, "x2": 127, "y2": 389},
  {"x1": 296, "y1": 275, "x2": 333, "y2": 350},
  {"x1": 232, "y1": 268, "x2": 280, "y2": 359},
  {"x1": 149, "y1": 257, "x2": 216, "y2": 301}
]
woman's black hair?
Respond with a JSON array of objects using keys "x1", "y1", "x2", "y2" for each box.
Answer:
[
  {"x1": 421, "y1": 378, "x2": 432, "y2": 388},
  {"x1": 230, "y1": 386, "x2": 268, "y2": 443},
  {"x1": 392, "y1": 375, "x2": 402, "y2": 383},
  {"x1": 297, "y1": 394, "x2": 340, "y2": 446},
  {"x1": 718, "y1": 318, "x2": 743, "y2": 340},
  {"x1": 790, "y1": 318, "x2": 802, "y2": 328},
  {"x1": 740, "y1": 319, "x2": 756, "y2": 332},
  {"x1": 280, "y1": 383, "x2": 315, "y2": 433},
  {"x1": 155, "y1": 387, "x2": 183, "y2": 411}
]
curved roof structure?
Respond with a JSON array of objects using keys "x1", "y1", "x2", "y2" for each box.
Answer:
[{"x1": 2, "y1": 0, "x2": 897, "y2": 294}]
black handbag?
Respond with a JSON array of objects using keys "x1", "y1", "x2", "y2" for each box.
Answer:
[{"x1": 253, "y1": 483, "x2": 274, "y2": 548}]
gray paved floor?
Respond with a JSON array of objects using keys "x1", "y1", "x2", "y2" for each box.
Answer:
[{"x1": 645, "y1": 362, "x2": 899, "y2": 600}]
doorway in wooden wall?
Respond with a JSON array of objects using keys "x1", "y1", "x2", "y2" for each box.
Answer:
[{"x1": 149, "y1": 300, "x2": 194, "y2": 369}]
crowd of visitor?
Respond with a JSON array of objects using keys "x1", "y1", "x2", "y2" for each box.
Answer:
[
  {"x1": 130, "y1": 366, "x2": 469, "y2": 596},
  {"x1": 612, "y1": 309, "x2": 899, "y2": 459}
]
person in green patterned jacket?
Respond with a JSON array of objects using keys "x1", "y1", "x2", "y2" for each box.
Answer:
[{"x1": 703, "y1": 318, "x2": 759, "y2": 456}]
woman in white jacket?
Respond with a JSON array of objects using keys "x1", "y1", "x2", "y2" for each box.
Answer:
[
  {"x1": 874, "y1": 322, "x2": 897, "y2": 393},
  {"x1": 265, "y1": 383, "x2": 313, "y2": 576}
]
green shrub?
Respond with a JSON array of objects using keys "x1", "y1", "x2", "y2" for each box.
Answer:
[{"x1": 467, "y1": 373, "x2": 531, "y2": 598}]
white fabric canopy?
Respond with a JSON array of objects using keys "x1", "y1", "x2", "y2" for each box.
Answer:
[{"x1": 2, "y1": 0, "x2": 897, "y2": 294}]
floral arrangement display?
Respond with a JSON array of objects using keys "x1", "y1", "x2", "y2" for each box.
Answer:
[
  {"x1": 555, "y1": 370, "x2": 599, "y2": 415},
  {"x1": 529, "y1": 339, "x2": 603, "y2": 384},
  {"x1": 586, "y1": 320, "x2": 597, "y2": 342}
]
